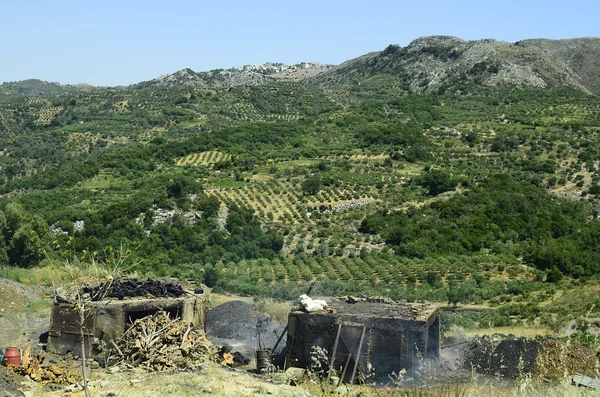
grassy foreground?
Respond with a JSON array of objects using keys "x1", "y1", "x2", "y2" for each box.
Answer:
[{"x1": 22, "y1": 363, "x2": 600, "y2": 397}]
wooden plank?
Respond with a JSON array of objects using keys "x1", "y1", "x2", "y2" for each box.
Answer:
[
  {"x1": 341, "y1": 353, "x2": 352, "y2": 383},
  {"x1": 350, "y1": 326, "x2": 367, "y2": 384},
  {"x1": 327, "y1": 323, "x2": 343, "y2": 383}
]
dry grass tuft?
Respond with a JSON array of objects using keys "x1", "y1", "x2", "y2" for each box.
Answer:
[{"x1": 254, "y1": 297, "x2": 292, "y2": 323}]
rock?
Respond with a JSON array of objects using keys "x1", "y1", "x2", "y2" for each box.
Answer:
[
  {"x1": 73, "y1": 221, "x2": 85, "y2": 232},
  {"x1": 106, "y1": 366, "x2": 120, "y2": 374},
  {"x1": 93, "y1": 355, "x2": 105, "y2": 368},
  {"x1": 285, "y1": 367, "x2": 306, "y2": 385},
  {"x1": 43, "y1": 383, "x2": 64, "y2": 392},
  {"x1": 334, "y1": 385, "x2": 354, "y2": 396},
  {"x1": 65, "y1": 384, "x2": 83, "y2": 391},
  {"x1": 88, "y1": 380, "x2": 102, "y2": 388},
  {"x1": 19, "y1": 376, "x2": 37, "y2": 390},
  {"x1": 231, "y1": 351, "x2": 250, "y2": 367}
]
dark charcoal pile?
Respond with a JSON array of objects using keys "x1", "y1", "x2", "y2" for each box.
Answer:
[
  {"x1": 464, "y1": 334, "x2": 542, "y2": 378},
  {"x1": 464, "y1": 334, "x2": 600, "y2": 380},
  {"x1": 84, "y1": 278, "x2": 186, "y2": 301}
]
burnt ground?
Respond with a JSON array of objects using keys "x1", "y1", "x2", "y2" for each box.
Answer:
[
  {"x1": 463, "y1": 334, "x2": 600, "y2": 381},
  {"x1": 401, "y1": 343, "x2": 518, "y2": 390},
  {"x1": 464, "y1": 335, "x2": 542, "y2": 378},
  {"x1": 205, "y1": 301, "x2": 286, "y2": 361}
]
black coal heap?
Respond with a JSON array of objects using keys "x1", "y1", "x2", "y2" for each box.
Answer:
[{"x1": 85, "y1": 279, "x2": 186, "y2": 301}]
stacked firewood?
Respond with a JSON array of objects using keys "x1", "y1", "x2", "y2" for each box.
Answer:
[
  {"x1": 10, "y1": 346, "x2": 80, "y2": 385},
  {"x1": 111, "y1": 310, "x2": 217, "y2": 371}
]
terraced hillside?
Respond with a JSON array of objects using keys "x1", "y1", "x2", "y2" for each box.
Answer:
[{"x1": 2, "y1": 38, "x2": 600, "y2": 330}]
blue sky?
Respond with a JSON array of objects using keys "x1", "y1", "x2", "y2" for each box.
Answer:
[{"x1": 1, "y1": 0, "x2": 598, "y2": 86}]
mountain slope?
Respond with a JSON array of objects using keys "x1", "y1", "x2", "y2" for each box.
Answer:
[
  {"x1": 312, "y1": 36, "x2": 595, "y2": 94},
  {"x1": 134, "y1": 62, "x2": 333, "y2": 89},
  {"x1": 6, "y1": 36, "x2": 599, "y2": 96},
  {"x1": 517, "y1": 37, "x2": 600, "y2": 95},
  {"x1": 0, "y1": 79, "x2": 94, "y2": 97}
]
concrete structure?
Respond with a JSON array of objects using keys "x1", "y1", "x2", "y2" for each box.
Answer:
[
  {"x1": 285, "y1": 298, "x2": 439, "y2": 383},
  {"x1": 47, "y1": 287, "x2": 209, "y2": 356}
]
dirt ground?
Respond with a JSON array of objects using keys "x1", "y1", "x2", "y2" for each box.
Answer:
[
  {"x1": 18, "y1": 363, "x2": 310, "y2": 397},
  {"x1": 0, "y1": 279, "x2": 50, "y2": 397},
  {"x1": 0, "y1": 367, "x2": 24, "y2": 397},
  {"x1": 0, "y1": 279, "x2": 50, "y2": 353},
  {"x1": 17, "y1": 363, "x2": 600, "y2": 397}
]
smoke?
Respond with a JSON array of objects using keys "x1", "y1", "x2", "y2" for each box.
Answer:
[{"x1": 205, "y1": 301, "x2": 287, "y2": 360}]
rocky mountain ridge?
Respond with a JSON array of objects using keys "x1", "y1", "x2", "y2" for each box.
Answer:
[
  {"x1": 517, "y1": 38, "x2": 600, "y2": 96},
  {"x1": 3, "y1": 36, "x2": 599, "y2": 95},
  {"x1": 311, "y1": 36, "x2": 600, "y2": 95},
  {"x1": 134, "y1": 62, "x2": 333, "y2": 89}
]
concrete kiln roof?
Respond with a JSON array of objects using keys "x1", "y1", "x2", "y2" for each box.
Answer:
[{"x1": 309, "y1": 298, "x2": 439, "y2": 322}]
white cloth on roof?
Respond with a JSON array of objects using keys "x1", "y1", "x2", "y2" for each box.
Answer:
[{"x1": 299, "y1": 294, "x2": 328, "y2": 312}]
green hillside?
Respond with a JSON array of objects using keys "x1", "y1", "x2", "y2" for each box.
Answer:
[
  {"x1": 1, "y1": 37, "x2": 600, "y2": 329},
  {"x1": 0, "y1": 79, "x2": 95, "y2": 97}
]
